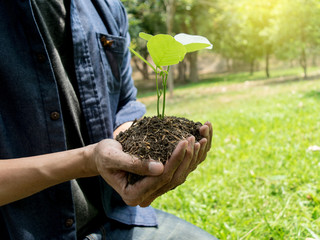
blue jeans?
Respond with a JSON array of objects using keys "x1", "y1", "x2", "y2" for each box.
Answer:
[{"x1": 83, "y1": 209, "x2": 218, "y2": 240}]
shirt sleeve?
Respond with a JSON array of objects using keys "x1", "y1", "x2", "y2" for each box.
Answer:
[{"x1": 114, "y1": 16, "x2": 146, "y2": 129}]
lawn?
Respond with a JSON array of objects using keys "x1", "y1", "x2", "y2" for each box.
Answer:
[{"x1": 138, "y1": 70, "x2": 320, "y2": 239}]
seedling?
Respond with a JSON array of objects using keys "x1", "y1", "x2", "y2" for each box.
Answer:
[{"x1": 129, "y1": 32, "x2": 212, "y2": 118}]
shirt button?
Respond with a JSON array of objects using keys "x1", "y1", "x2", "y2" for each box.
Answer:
[
  {"x1": 36, "y1": 53, "x2": 46, "y2": 63},
  {"x1": 50, "y1": 111, "x2": 60, "y2": 120},
  {"x1": 65, "y1": 218, "x2": 74, "y2": 228},
  {"x1": 100, "y1": 36, "x2": 114, "y2": 47}
]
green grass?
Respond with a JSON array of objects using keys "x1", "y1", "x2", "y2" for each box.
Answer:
[{"x1": 138, "y1": 71, "x2": 320, "y2": 239}]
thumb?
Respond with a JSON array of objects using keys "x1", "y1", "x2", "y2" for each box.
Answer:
[
  {"x1": 119, "y1": 153, "x2": 164, "y2": 176},
  {"x1": 147, "y1": 161, "x2": 164, "y2": 175}
]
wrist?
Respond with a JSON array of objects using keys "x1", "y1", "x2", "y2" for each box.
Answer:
[{"x1": 82, "y1": 144, "x2": 99, "y2": 177}]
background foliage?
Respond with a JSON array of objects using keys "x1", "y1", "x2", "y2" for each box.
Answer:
[{"x1": 122, "y1": 0, "x2": 320, "y2": 81}]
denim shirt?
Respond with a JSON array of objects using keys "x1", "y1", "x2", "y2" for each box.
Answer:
[{"x1": 0, "y1": 0, "x2": 157, "y2": 239}]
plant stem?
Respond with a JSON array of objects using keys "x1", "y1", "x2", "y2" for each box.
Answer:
[
  {"x1": 162, "y1": 66, "x2": 170, "y2": 118},
  {"x1": 156, "y1": 67, "x2": 160, "y2": 117},
  {"x1": 128, "y1": 47, "x2": 156, "y2": 73}
]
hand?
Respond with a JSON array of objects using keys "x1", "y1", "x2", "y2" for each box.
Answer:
[
  {"x1": 91, "y1": 121, "x2": 212, "y2": 207},
  {"x1": 138, "y1": 121, "x2": 213, "y2": 207},
  {"x1": 91, "y1": 139, "x2": 164, "y2": 201}
]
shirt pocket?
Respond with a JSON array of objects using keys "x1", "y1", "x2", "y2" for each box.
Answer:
[{"x1": 97, "y1": 33, "x2": 127, "y2": 94}]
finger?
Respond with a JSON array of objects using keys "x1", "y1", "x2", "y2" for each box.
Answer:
[
  {"x1": 101, "y1": 139, "x2": 164, "y2": 176},
  {"x1": 119, "y1": 166, "x2": 176, "y2": 206},
  {"x1": 169, "y1": 136, "x2": 195, "y2": 184},
  {"x1": 138, "y1": 180, "x2": 171, "y2": 207},
  {"x1": 190, "y1": 142, "x2": 200, "y2": 171},
  {"x1": 199, "y1": 122, "x2": 212, "y2": 154},
  {"x1": 117, "y1": 140, "x2": 189, "y2": 207},
  {"x1": 204, "y1": 121, "x2": 213, "y2": 151},
  {"x1": 139, "y1": 137, "x2": 196, "y2": 206},
  {"x1": 121, "y1": 155, "x2": 164, "y2": 176},
  {"x1": 146, "y1": 139, "x2": 188, "y2": 191},
  {"x1": 99, "y1": 139, "x2": 164, "y2": 177},
  {"x1": 99, "y1": 145, "x2": 164, "y2": 177},
  {"x1": 120, "y1": 176, "x2": 159, "y2": 206},
  {"x1": 199, "y1": 124, "x2": 209, "y2": 139},
  {"x1": 163, "y1": 139, "x2": 188, "y2": 175},
  {"x1": 197, "y1": 138, "x2": 208, "y2": 164}
]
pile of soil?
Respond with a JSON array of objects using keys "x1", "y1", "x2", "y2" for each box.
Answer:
[{"x1": 116, "y1": 116, "x2": 202, "y2": 184}]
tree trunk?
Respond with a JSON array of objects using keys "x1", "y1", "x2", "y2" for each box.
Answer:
[
  {"x1": 177, "y1": 61, "x2": 186, "y2": 83},
  {"x1": 226, "y1": 58, "x2": 231, "y2": 72},
  {"x1": 133, "y1": 57, "x2": 149, "y2": 80},
  {"x1": 250, "y1": 59, "x2": 255, "y2": 76},
  {"x1": 188, "y1": 52, "x2": 199, "y2": 82},
  {"x1": 168, "y1": 68, "x2": 174, "y2": 98},
  {"x1": 300, "y1": 48, "x2": 307, "y2": 79},
  {"x1": 312, "y1": 53, "x2": 317, "y2": 67},
  {"x1": 265, "y1": 53, "x2": 270, "y2": 78}
]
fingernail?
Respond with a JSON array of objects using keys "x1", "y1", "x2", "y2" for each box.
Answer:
[{"x1": 148, "y1": 162, "x2": 163, "y2": 175}]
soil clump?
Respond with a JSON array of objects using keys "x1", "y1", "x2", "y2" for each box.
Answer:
[{"x1": 116, "y1": 116, "x2": 202, "y2": 184}]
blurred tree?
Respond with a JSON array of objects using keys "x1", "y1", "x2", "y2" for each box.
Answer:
[
  {"x1": 273, "y1": 0, "x2": 320, "y2": 78},
  {"x1": 211, "y1": 0, "x2": 243, "y2": 72},
  {"x1": 123, "y1": 0, "x2": 320, "y2": 84},
  {"x1": 123, "y1": 0, "x2": 216, "y2": 85},
  {"x1": 229, "y1": 0, "x2": 279, "y2": 77},
  {"x1": 175, "y1": 0, "x2": 217, "y2": 82},
  {"x1": 122, "y1": 0, "x2": 166, "y2": 80}
]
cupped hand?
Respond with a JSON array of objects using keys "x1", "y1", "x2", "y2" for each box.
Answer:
[
  {"x1": 138, "y1": 121, "x2": 213, "y2": 207},
  {"x1": 91, "y1": 121, "x2": 213, "y2": 207},
  {"x1": 91, "y1": 139, "x2": 164, "y2": 198}
]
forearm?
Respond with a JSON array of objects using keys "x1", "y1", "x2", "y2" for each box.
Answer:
[{"x1": 0, "y1": 145, "x2": 97, "y2": 206}]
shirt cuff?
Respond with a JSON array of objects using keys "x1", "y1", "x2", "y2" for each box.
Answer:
[{"x1": 115, "y1": 101, "x2": 146, "y2": 130}]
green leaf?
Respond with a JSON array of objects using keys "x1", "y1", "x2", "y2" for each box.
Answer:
[
  {"x1": 174, "y1": 33, "x2": 213, "y2": 51},
  {"x1": 147, "y1": 34, "x2": 186, "y2": 67},
  {"x1": 184, "y1": 43, "x2": 212, "y2": 53},
  {"x1": 139, "y1": 32, "x2": 153, "y2": 41}
]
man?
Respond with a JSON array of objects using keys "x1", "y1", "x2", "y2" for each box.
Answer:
[{"x1": 0, "y1": 0, "x2": 216, "y2": 239}]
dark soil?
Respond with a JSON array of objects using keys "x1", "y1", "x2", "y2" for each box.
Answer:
[{"x1": 116, "y1": 116, "x2": 202, "y2": 184}]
